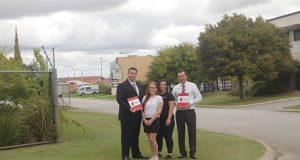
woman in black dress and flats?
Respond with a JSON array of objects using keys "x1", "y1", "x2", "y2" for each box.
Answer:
[{"x1": 156, "y1": 79, "x2": 175, "y2": 159}]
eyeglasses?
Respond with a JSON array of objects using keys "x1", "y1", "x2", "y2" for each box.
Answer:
[{"x1": 149, "y1": 87, "x2": 156, "y2": 89}]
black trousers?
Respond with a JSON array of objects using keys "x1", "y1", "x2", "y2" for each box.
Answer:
[
  {"x1": 175, "y1": 109, "x2": 196, "y2": 157},
  {"x1": 121, "y1": 120, "x2": 142, "y2": 158},
  {"x1": 156, "y1": 115, "x2": 175, "y2": 153}
]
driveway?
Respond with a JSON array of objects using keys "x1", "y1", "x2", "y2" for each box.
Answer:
[{"x1": 69, "y1": 98, "x2": 300, "y2": 160}]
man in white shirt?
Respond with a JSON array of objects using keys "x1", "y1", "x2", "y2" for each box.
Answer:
[{"x1": 172, "y1": 70, "x2": 202, "y2": 159}]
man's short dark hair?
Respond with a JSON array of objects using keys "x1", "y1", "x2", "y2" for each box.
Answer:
[
  {"x1": 177, "y1": 69, "x2": 187, "y2": 76},
  {"x1": 128, "y1": 67, "x2": 138, "y2": 73}
]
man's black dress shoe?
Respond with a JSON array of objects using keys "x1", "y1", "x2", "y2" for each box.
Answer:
[
  {"x1": 178, "y1": 155, "x2": 187, "y2": 158},
  {"x1": 132, "y1": 155, "x2": 148, "y2": 159},
  {"x1": 190, "y1": 155, "x2": 197, "y2": 159}
]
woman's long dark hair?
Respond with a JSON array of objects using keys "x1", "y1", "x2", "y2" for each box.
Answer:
[{"x1": 142, "y1": 82, "x2": 157, "y2": 108}]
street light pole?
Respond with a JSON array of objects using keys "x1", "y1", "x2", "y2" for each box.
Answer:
[
  {"x1": 99, "y1": 57, "x2": 103, "y2": 78},
  {"x1": 64, "y1": 66, "x2": 75, "y2": 80}
]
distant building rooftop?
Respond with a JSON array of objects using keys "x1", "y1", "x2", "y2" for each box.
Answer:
[{"x1": 268, "y1": 11, "x2": 300, "y2": 21}]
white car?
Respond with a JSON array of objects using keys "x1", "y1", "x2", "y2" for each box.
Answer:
[{"x1": 77, "y1": 85, "x2": 99, "y2": 96}]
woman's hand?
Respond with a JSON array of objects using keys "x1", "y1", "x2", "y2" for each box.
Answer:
[
  {"x1": 165, "y1": 118, "x2": 171, "y2": 126},
  {"x1": 144, "y1": 119, "x2": 153, "y2": 126}
]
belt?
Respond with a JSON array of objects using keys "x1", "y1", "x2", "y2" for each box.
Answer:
[{"x1": 177, "y1": 109, "x2": 194, "y2": 112}]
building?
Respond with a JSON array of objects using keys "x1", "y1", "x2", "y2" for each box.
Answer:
[
  {"x1": 269, "y1": 11, "x2": 300, "y2": 90},
  {"x1": 111, "y1": 55, "x2": 154, "y2": 82},
  {"x1": 110, "y1": 55, "x2": 154, "y2": 95}
]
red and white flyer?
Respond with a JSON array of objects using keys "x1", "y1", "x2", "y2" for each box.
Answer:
[
  {"x1": 127, "y1": 96, "x2": 143, "y2": 111},
  {"x1": 177, "y1": 92, "x2": 189, "y2": 109}
]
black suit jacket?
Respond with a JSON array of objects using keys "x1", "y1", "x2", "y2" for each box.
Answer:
[{"x1": 117, "y1": 79, "x2": 144, "y2": 122}]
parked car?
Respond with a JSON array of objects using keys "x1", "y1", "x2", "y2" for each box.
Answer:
[
  {"x1": 199, "y1": 82, "x2": 214, "y2": 92},
  {"x1": 219, "y1": 81, "x2": 232, "y2": 90},
  {"x1": 77, "y1": 85, "x2": 99, "y2": 96}
]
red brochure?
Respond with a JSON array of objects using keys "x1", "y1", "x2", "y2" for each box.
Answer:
[
  {"x1": 127, "y1": 96, "x2": 143, "y2": 111},
  {"x1": 177, "y1": 92, "x2": 189, "y2": 109}
]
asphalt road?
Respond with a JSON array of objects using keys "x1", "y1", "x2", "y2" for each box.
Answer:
[{"x1": 68, "y1": 97, "x2": 300, "y2": 160}]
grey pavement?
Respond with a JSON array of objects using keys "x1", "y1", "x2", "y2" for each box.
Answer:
[{"x1": 69, "y1": 97, "x2": 300, "y2": 160}]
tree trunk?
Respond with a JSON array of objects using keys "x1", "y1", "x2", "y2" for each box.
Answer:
[{"x1": 238, "y1": 75, "x2": 244, "y2": 99}]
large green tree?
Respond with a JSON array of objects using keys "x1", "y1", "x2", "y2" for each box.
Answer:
[
  {"x1": 197, "y1": 13, "x2": 297, "y2": 99},
  {"x1": 147, "y1": 43, "x2": 203, "y2": 85}
]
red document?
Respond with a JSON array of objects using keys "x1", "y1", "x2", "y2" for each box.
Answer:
[
  {"x1": 127, "y1": 96, "x2": 143, "y2": 111},
  {"x1": 177, "y1": 92, "x2": 189, "y2": 109}
]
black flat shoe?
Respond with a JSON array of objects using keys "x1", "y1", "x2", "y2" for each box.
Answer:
[
  {"x1": 178, "y1": 155, "x2": 187, "y2": 158},
  {"x1": 190, "y1": 155, "x2": 197, "y2": 159}
]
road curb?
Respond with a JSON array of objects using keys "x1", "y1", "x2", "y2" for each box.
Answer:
[
  {"x1": 277, "y1": 109, "x2": 300, "y2": 112},
  {"x1": 256, "y1": 139, "x2": 278, "y2": 160},
  {"x1": 198, "y1": 97, "x2": 300, "y2": 108}
]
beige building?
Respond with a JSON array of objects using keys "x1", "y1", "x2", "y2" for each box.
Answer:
[
  {"x1": 269, "y1": 11, "x2": 300, "y2": 89},
  {"x1": 114, "y1": 55, "x2": 154, "y2": 82},
  {"x1": 269, "y1": 11, "x2": 300, "y2": 61},
  {"x1": 110, "y1": 55, "x2": 154, "y2": 95}
]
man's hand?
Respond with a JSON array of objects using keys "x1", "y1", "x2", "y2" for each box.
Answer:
[{"x1": 130, "y1": 107, "x2": 136, "y2": 113}]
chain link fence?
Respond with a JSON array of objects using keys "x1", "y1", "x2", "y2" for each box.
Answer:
[{"x1": 0, "y1": 70, "x2": 59, "y2": 149}]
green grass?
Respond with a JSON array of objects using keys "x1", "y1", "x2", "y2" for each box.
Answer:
[
  {"x1": 284, "y1": 104, "x2": 300, "y2": 110},
  {"x1": 200, "y1": 91, "x2": 300, "y2": 106},
  {"x1": 63, "y1": 93, "x2": 116, "y2": 100},
  {"x1": 0, "y1": 111, "x2": 265, "y2": 160}
]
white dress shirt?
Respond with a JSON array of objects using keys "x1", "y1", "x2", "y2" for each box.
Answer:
[{"x1": 172, "y1": 81, "x2": 202, "y2": 110}]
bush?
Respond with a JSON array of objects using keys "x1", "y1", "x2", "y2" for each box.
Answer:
[
  {"x1": 0, "y1": 103, "x2": 24, "y2": 147},
  {"x1": 98, "y1": 83, "x2": 111, "y2": 94},
  {"x1": 244, "y1": 81, "x2": 283, "y2": 97},
  {"x1": 22, "y1": 97, "x2": 56, "y2": 142}
]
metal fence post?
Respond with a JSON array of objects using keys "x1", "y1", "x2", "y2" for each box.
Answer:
[{"x1": 50, "y1": 69, "x2": 60, "y2": 142}]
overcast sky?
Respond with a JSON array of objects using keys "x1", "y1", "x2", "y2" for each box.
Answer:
[{"x1": 0, "y1": 0, "x2": 299, "y2": 78}]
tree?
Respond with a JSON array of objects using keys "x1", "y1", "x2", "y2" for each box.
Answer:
[
  {"x1": 147, "y1": 43, "x2": 203, "y2": 85},
  {"x1": 13, "y1": 27, "x2": 23, "y2": 66},
  {"x1": 197, "y1": 13, "x2": 297, "y2": 99}
]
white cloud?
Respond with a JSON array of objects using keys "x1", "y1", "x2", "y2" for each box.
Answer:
[{"x1": 0, "y1": 0, "x2": 299, "y2": 78}]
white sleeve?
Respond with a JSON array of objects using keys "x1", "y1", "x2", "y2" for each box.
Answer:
[
  {"x1": 190, "y1": 83, "x2": 202, "y2": 105},
  {"x1": 157, "y1": 96, "x2": 163, "y2": 103}
]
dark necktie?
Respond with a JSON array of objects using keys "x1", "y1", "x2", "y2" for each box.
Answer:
[{"x1": 182, "y1": 84, "x2": 185, "y2": 93}]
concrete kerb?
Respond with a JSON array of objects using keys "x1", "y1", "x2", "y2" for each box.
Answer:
[
  {"x1": 277, "y1": 108, "x2": 300, "y2": 112},
  {"x1": 256, "y1": 139, "x2": 278, "y2": 160},
  {"x1": 198, "y1": 97, "x2": 300, "y2": 109}
]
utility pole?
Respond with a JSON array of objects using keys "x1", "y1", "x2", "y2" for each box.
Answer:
[{"x1": 100, "y1": 57, "x2": 103, "y2": 78}]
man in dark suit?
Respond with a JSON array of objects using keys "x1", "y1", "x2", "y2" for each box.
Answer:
[{"x1": 117, "y1": 67, "x2": 147, "y2": 160}]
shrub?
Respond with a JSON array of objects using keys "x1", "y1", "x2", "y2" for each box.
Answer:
[
  {"x1": 22, "y1": 97, "x2": 56, "y2": 142},
  {"x1": 98, "y1": 83, "x2": 111, "y2": 94},
  {"x1": 244, "y1": 81, "x2": 283, "y2": 97},
  {"x1": 0, "y1": 103, "x2": 24, "y2": 147}
]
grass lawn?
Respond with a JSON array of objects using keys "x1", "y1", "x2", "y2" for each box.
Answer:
[
  {"x1": 0, "y1": 111, "x2": 265, "y2": 160},
  {"x1": 284, "y1": 104, "x2": 300, "y2": 110},
  {"x1": 63, "y1": 93, "x2": 116, "y2": 100},
  {"x1": 200, "y1": 91, "x2": 300, "y2": 106}
]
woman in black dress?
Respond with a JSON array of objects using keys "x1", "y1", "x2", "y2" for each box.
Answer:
[{"x1": 156, "y1": 79, "x2": 175, "y2": 159}]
